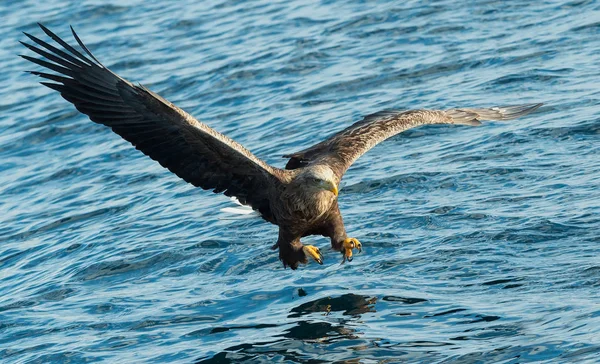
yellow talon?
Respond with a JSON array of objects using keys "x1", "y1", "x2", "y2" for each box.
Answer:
[
  {"x1": 302, "y1": 245, "x2": 324, "y2": 265},
  {"x1": 341, "y1": 238, "x2": 362, "y2": 263}
]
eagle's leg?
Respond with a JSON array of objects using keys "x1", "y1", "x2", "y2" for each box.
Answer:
[
  {"x1": 341, "y1": 237, "x2": 362, "y2": 263},
  {"x1": 275, "y1": 234, "x2": 323, "y2": 269},
  {"x1": 303, "y1": 245, "x2": 324, "y2": 265},
  {"x1": 321, "y1": 208, "x2": 363, "y2": 264}
]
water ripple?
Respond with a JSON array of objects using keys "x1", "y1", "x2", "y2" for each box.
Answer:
[{"x1": 2, "y1": 0, "x2": 600, "y2": 363}]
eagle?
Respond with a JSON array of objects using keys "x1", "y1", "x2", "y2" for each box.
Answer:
[{"x1": 21, "y1": 24, "x2": 542, "y2": 269}]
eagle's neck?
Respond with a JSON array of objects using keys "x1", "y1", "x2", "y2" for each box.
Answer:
[{"x1": 283, "y1": 188, "x2": 335, "y2": 223}]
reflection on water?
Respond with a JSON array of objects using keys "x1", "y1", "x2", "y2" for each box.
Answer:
[
  {"x1": 289, "y1": 293, "x2": 377, "y2": 318},
  {"x1": 196, "y1": 293, "x2": 375, "y2": 363}
]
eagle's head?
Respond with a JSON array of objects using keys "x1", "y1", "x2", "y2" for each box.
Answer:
[{"x1": 298, "y1": 164, "x2": 339, "y2": 197}]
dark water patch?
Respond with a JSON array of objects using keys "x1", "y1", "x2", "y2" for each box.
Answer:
[
  {"x1": 382, "y1": 296, "x2": 428, "y2": 305},
  {"x1": 424, "y1": 308, "x2": 467, "y2": 317},
  {"x1": 371, "y1": 257, "x2": 426, "y2": 271},
  {"x1": 0, "y1": 300, "x2": 36, "y2": 313},
  {"x1": 352, "y1": 25, "x2": 420, "y2": 39},
  {"x1": 0, "y1": 248, "x2": 32, "y2": 266},
  {"x1": 560, "y1": 344, "x2": 600, "y2": 361},
  {"x1": 570, "y1": 21, "x2": 600, "y2": 33},
  {"x1": 531, "y1": 120, "x2": 600, "y2": 140},
  {"x1": 195, "y1": 343, "x2": 330, "y2": 364},
  {"x1": 441, "y1": 343, "x2": 562, "y2": 363},
  {"x1": 282, "y1": 320, "x2": 358, "y2": 341},
  {"x1": 503, "y1": 284, "x2": 524, "y2": 289},
  {"x1": 85, "y1": 302, "x2": 124, "y2": 315},
  {"x1": 0, "y1": 344, "x2": 57, "y2": 362},
  {"x1": 74, "y1": 250, "x2": 189, "y2": 282},
  {"x1": 458, "y1": 314, "x2": 501, "y2": 324},
  {"x1": 582, "y1": 265, "x2": 600, "y2": 276},
  {"x1": 482, "y1": 278, "x2": 522, "y2": 286},
  {"x1": 130, "y1": 315, "x2": 221, "y2": 331},
  {"x1": 289, "y1": 294, "x2": 377, "y2": 318},
  {"x1": 343, "y1": 172, "x2": 440, "y2": 194},
  {"x1": 34, "y1": 287, "x2": 77, "y2": 302},
  {"x1": 427, "y1": 25, "x2": 468, "y2": 34},
  {"x1": 208, "y1": 323, "x2": 278, "y2": 335},
  {"x1": 4, "y1": 205, "x2": 130, "y2": 243},
  {"x1": 453, "y1": 323, "x2": 524, "y2": 340},
  {"x1": 489, "y1": 72, "x2": 561, "y2": 86},
  {"x1": 430, "y1": 205, "x2": 457, "y2": 214}
]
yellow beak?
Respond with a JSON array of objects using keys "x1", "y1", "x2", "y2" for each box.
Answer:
[
  {"x1": 317, "y1": 180, "x2": 339, "y2": 196},
  {"x1": 327, "y1": 182, "x2": 339, "y2": 196}
]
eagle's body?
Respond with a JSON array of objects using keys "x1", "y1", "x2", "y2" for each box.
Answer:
[{"x1": 21, "y1": 25, "x2": 542, "y2": 269}]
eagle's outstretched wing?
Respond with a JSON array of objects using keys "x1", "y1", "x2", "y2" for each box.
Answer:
[
  {"x1": 284, "y1": 104, "x2": 542, "y2": 177},
  {"x1": 21, "y1": 24, "x2": 286, "y2": 222}
]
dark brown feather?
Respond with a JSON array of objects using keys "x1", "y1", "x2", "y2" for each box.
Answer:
[
  {"x1": 22, "y1": 24, "x2": 289, "y2": 223},
  {"x1": 284, "y1": 104, "x2": 542, "y2": 178}
]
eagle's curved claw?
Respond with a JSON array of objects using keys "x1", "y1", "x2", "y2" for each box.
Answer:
[
  {"x1": 341, "y1": 238, "x2": 362, "y2": 264},
  {"x1": 302, "y1": 245, "x2": 323, "y2": 265}
]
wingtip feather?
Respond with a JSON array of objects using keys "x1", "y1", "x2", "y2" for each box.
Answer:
[
  {"x1": 37, "y1": 22, "x2": 53, "y2": 36},
  {"x1": 70, "y1": 25, "x2": 103, "y2": 66},
  {"x1": 448, "y1": 102, "x2": 543, "y2": 124},
  {"x1": 496, "y1": 103, "x2": 544, "y2": 119}
]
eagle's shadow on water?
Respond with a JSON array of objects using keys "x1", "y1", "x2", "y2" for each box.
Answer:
[{"x1": 194, "y1": 293, "x2": 376, "y2": 363}]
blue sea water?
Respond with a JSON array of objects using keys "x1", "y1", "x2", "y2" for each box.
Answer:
[{"x1": 1, "y1": 0, "x2": 599, "y2": 362}]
